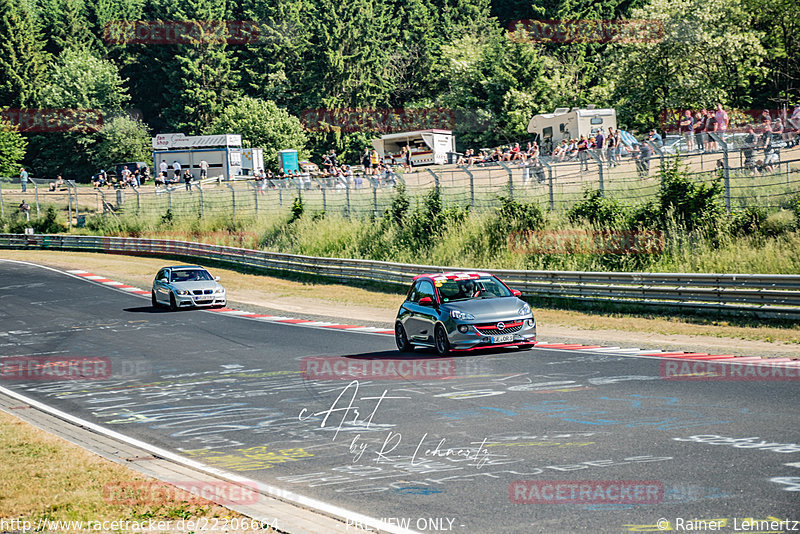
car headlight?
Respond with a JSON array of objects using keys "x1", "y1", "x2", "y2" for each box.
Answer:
[
  {"x1": 518, "y1": 303, "x2": 531, "y2": 316},
  {"x1": 450, "y1": 310, "x2": 475, "y2": 320},
  {"x1": 215, "y1": 288, "x2": 225, "y2": 294},
  {"x1": 176, "y1": 289, "x2": 189, "y2": 295}
]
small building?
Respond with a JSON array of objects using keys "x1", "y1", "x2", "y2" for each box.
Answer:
[
  {"x1": 152, "y1": 133, "x2": 242, "y2": 180},
  {"x1": 527, "y1": 107, "x2": 617, "y2": 154},
  {"x1": 372, "y1": 129, "x2": 455, "y2": 167}
]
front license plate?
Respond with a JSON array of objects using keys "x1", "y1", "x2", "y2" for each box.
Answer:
[{"x1": 492, "y1": 334, "x2": 514, "y2": 343}]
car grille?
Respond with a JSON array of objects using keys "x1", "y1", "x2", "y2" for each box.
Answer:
[
  {"x1": 474, "y1": 320, "x2": 524, "y2": 336},
  {"x1": 192, "y1": 289, "x2": 213, "y2": 295}
]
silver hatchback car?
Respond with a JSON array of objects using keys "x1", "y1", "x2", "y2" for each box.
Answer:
[
  {"x1": 395, "y1": 271, "x2": 536, "y2": 355},
  {"x1": 151, "y1": 265, "x2": 226, "y2": 311}
]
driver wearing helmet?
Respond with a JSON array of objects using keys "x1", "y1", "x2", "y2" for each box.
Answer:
[{"x1": 461, "y1": 279, "x2": 481, "y2": 298}]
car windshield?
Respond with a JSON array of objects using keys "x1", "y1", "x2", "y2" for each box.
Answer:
[
  {"x1": 437, "y1": 276, "x2": 512, "y2": 302},
  {"x1": 170, "y1": 269, "x2": 213, "y2": 283}
]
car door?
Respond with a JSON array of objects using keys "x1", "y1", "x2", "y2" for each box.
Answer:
[
  {"x1": 154, "y1": 268, "x2": 170, "y2": 302},
  {"x1": 404, "y1": 280, "x2": 438, "y2": 342}
]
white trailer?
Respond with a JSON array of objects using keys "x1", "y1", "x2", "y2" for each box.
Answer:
[
  {"x1": 241, "y1": 148, "x2": 264, "y2": 175},
  {"x1": 372, "y1": 129, "x2": 455, "y2": 166},
  {"x1": 527, "y1": 107, "x2": 617, "y2": 153},
  {"x1": 152, "y1": 133, "x2": 242, "y2": 181}
]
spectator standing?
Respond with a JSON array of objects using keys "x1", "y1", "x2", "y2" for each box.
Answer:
[
  {"x1": 594, "y1": 128, "x2": 605, "y2": 162},
  {"x1": 577, "y1": 135, "x2": 589, "y2": 171},
  {"x1": 361, "y1": 148, "x2": 371, "y2": 176},
  {"x1": 743, "y1": 124, "x2": 757, "y2": 173},
  {"x1": 172, "y1": 161, "x2": 181, "y2": 181},
  {"x1": 694, "y1": 111, "x2": 706, "y2": 152},
  {"x1": 519, "y1": 157, "x2": 531, "y2": 184},
  {"x1": 160, "y1": 160, "x2": 168, "y2": 179},
  {"x1": 183, "y1": 169, "x2": 193, "y2": 191},
  {"x1": 759, "y1": 118, "x2": 772, "y2": 151},
  {"x1": 640, "y1": 141, "x2": 652, "y2": 176},
  {"x1": 679, "y1": 110, "x2": 694, "y2": 151},
  {"x1": 715, "y1": 103, "x2": 729, "y2": 139},
  {"x1": 705, "y1": 112, "x2": 718, "y2": 152},
  {"x1": 606, "y1": 128, "x2": 616, "y2": 167},
  {"x1": 370, "y1": 148, "x2": 380, "y2": 175},
  {"x1": 788, "y1": 106, "x2": 800, "y2": 146},
  {"x1": 19, "y1": 167, "x2": 28, "y2": 192},
  {"x1": 199, "y1": 160, "x2": 208, "y2": 179},
  {"x1": 120, "y1": 166, "x2": 131, "y2": 187}
]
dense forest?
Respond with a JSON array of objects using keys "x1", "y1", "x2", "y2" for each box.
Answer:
[{"x1": 0, "y1": 0, "x2": 797, "y2": 179}]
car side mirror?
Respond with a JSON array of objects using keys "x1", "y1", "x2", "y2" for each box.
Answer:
[
  {"x1": 214, "y1": 276, "x2": 220, "y2": 281},
  {"x1": 159, "y1": 277, "x2": 168, "y2": 283},
  {"x1": 511, "y1": 289, "x2": 522, "y2": 297},
  {"x1": 418, "y1": 297, "x2": 433, "y2": 306}
]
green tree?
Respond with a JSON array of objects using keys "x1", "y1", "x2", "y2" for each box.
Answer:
[
  {"x1": 92, "y1": 115, "x2": 151, "y2": 168},
  {"x1": 306, "y1": 0, "x2": 398, "y2": 109},
  {"x1": 607, "y1": 0, "x2": 766, "y2": 130},
  {"x1": 0, "y1": 0, "x2": 50, "y2": 107},
  {"x1": 27, "y1": 48, "x2": 130, "y2": 179},
  {"x1": 0, "y1": 109, "x2": 27, "y2": 176},
  {"x1": 208, "y1": 96, "x2": 308, "y2": 169},
  {"x1": 39, "y1": 48, "x2": 129, "y2": 110},
  {"x1": 146, "y1": 0, "x2": 240, "y2": 133},
  {"x1": 36, "y1": 0, "x2": 98, "y2": 55},
  {"x1": 238, "y1": 0, "x2": 314, "y2": 109},
  {"x1": 745, "y1": 0, "x2": 799, "y2": 104}
]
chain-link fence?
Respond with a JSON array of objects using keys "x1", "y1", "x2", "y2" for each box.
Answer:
[{"x1": 2, "y1": 139, "x2": 798, "y2": 225}]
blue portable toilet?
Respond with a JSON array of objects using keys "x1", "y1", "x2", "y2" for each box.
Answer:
[{"x1": 278, "y1": 149, "x2": 299, "y2": 173}]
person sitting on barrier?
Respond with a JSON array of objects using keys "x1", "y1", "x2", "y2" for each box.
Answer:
[
  {"x1": 19, "y1": 199, "x2": 30, "y2": 220},
  {"x1": 91, "y1": 171, "x2": 105, "y2": 188},
  {"x1": 763, "y1": 149, "x2": 779, "y2": 173},
  {"x1": 49, "y1": 175, "x2": 65, "y2": 191}
]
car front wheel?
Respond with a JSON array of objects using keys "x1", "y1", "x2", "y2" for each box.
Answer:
[
  {"x1": 395, "y1": 322, "x2": 412, "y2": 352},
  {"x1": 151, "y1": 291, "x2": 160, "y2": 308},
  {"x1": 434, "y1": 324, "x2": 450, "y2": 356},
  {"x1": 169, "y1": 293, "x2": 178, "y2": 311}
]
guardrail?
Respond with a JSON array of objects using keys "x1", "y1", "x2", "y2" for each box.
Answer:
[{"x1": 2, "y1": 233, "x2": 799, "y2": 319}]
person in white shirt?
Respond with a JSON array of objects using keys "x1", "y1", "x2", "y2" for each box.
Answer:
[
  {"x1": 159, "y1": 160, "x2": 168, "y2": 179},
  {"x1": 173, "y1": 161, "x2": 181, "y2": 182},
  {"x1": 199, "y1": 160, "x2": 208, "y2": 179}
]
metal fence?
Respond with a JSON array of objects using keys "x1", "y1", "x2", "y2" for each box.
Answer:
[
  {"x1": 2, "y1": 137, "x2": 799, "y2": 224},
  {"x1": 2, "y1": 233, "x2": 798, "y2": 319}
]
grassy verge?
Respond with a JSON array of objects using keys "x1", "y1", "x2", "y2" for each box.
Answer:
[{"x1": 0, "y1": 411, "x2": 273, "y2": 532}]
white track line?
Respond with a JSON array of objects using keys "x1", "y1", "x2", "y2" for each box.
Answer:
[{"x1": 0, "y1": 385, "x2": 419, "y2": 534}]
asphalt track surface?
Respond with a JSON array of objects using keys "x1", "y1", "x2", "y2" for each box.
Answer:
[{"x1": 1, "y1": 260, "x2": 799, "y2": 533}]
